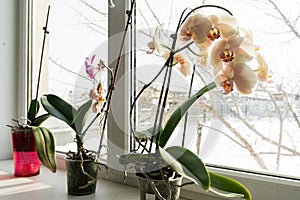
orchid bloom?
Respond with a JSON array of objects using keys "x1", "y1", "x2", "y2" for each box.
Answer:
[
  {"x1": 147, "y1": 24, "x2": 163, "y2": 54},
  {"x1": 208, "y1": 14, "x2": 238, "y2": 39},
  {"x1": 178, "y1": 13, "x2": 239, "y2": 69},
  {"x1": 85, "y1": 54, "x2": 99, "y2": 79},
  {"x1": 210, "y1": 37, "x2": 256, "y2": 71},
  {"x1": 179, "y1": 13, "x2": 238, "y2": 49},
  {"x1": 238, "y1": 27, "x2": 253, "y2": 41},
  {"x1": 179, "y1": 14, "x2": 212, "y2": 45},
  {"x1": 90, "y1": 83, "x2": 106, "y2": 113},
  {"x1": 162, "y1": 52, "x2": 193, "y2": 77},
  {"x1": 255, "y1": 53, "x2": 270, "y2": 82},
  {"x1": 215, "y1": 62, "x2": 258, "y2": 94},
  {"x1": 174, "y1": 54, "x2": 192, "y2": 77},
  {"x1": 197, "y1": 13, "x2": 238, "y2": 49}
]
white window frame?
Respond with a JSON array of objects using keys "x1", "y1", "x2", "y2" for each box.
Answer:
[
  {"x1": 0, "y1": 0, "x2": 25, "y2": 160},
  {"x1": 107, "y1": 0, "x2": 132, "y2": 172},
  {"x1": 18, "y1": 1, "x2": 300, "y2": 199},
  {"x1": 18, "y1": 0, "x2": 29, "y2": 119}
]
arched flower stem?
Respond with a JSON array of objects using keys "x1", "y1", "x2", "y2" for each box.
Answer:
[
  {"x1": 177, "y1": 4, "x2": 233, "y2": 31},
  {"x1": 130, "y1": 58, "x2": 171, "y2": 153},
  {"x1": 130, "y1": 4, "x2": 234, "y2": 154}
]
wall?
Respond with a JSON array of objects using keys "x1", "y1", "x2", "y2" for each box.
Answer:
[{"x1": 0, "y1": 0, "x2": 19, "y2": 159}]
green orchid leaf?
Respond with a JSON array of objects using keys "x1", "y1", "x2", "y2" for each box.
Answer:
[
  {"x1": 30, "y1": 114, "x2": 51, "y2": 126},
  {"x1": 41, "y1": 94, "x2": 77, "y2": 132},
  {"x1": 159, "y1": 82, "x2": 216, "y2": 148},
  {"x1": 32, "y1": 126, "x2": 56, "y2": 173},
  {"x1": 160, "y1": 146, "x2": 210, "y2": 190},
  {"x1": 73, "y1": 99, "x2": 92, "y2": 135},
  {"x1": 28, "y1": 99, "x2": 40, "y2": 121},
  {"x1": 209, "y1": 172, "x2": 252, "y2": 200}
]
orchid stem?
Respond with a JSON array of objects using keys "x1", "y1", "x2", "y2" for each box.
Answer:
[
  {"x1": 35, "y1": 5, "x2": 50, "y2": 101},
  {"x1": 182, "y1": 64, "x2": 196, "y2": 147},
  {"x1": 96, "y1": 0, "x2": 137, "y2": 158}
]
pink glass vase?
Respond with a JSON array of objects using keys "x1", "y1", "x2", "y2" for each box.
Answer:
[{"x1": 11, "y1": 127, "x2": 40, "y2": 177}]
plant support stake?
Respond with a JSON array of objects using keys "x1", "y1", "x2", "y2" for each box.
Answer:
[{"x1": 35, "y1": 5, "x2": 50, "y2": 101}]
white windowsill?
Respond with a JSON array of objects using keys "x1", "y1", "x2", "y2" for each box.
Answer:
[
  {"x1": 0, "y1": 159, "x2": 140, "y2": 200},
  {"x1": 2, "y1": 157, "x2": 300, "y2": 200},
  {"x1": 56, "y1": 153, "x2": 300, "y2": 200},
  {"x1": 0, "y1": 159, "x2": 193, "y2": 200}
]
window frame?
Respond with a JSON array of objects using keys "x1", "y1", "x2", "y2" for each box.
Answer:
[
  {"x1": 18, "y1": 0, "x2": 29, "y2": 119},
  {"x1": 103, "y1": 1, "x2": 300, "y2": 199},
  {"x1": 21, "y1": 1, "x2": 300, "y2": 199},
  {"x1": 106, "y1": 0, "x2": 132, "y2": 171}
]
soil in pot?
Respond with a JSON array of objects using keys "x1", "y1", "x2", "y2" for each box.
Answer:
[{"x1": 66, "y1": 158, "x2": 99, "y2": 195}]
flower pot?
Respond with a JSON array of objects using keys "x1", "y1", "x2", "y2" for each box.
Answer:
[
  {"x1": 11, "y1": 127, "x2": 40, "y2": 177},
  {"x1": 137, "y1": 176, "x2": 182, "y2": 200},
  {"x1": 65, "y1": 158, "x2": 99, "y2": 195}
]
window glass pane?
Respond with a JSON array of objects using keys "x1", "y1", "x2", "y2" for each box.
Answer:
[
  {"x1": 32, "y1": 0, "x2": 108, "y2": 155},
  {"x1": 134, "y1": 0, "x2": 300, "y2": 178}
]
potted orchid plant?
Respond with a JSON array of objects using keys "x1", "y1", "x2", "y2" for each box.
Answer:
[
  {"x1": 40, "y1": 56, "x2": 111, "y2": 195},
  {"x1": 119, "y1": 4, "x2": 269, "y2": 200},
  {"x1": 39, "y1": 0, "x2": 134, "y2": 194},
  {"x1": 40, "y1": 94, "x2": 97, "y2": 195}
]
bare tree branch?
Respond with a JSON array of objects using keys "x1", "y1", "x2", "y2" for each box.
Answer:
[
  {"x1": 202, "y1": 101, "x2": 268, "y2": 169},
  {"x1": 200, "y1": 123, "x2": 245, "y2": 149},
  {"x1": 64, "y1": 0, "x2": 107, "y2": 35},
  {"x1": 260, "y1": 84, "x2": 284, "y2": 171},
  {"x1": 144, "y1": 0, "x2": 161, "y2": 26},
  {"x1": 79, "y1": 0, "x2": 108, "y2": 16},
  {"x1": 49, "y1": 57, "x2": 93, "y2": 82},
  {"x1": 257, "y1": 152, "x2": 294, "y2": 156},
  {"x1": 268, "y1": 0, "x2": 300, "y2": 39}
]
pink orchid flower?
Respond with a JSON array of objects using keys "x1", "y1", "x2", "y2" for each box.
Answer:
[{"x1": 85, "y1": 54, "x2": 98, "y2": 79}]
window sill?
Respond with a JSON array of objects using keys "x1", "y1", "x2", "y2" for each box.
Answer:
[
  {"x1": 0, "y1": 158, "x2": 234, "y2": 200},
  {"x1": 0, "y1": 159, "x2": 140, "y2": 200},
  {"x1": 181, "y1": 166, "x2": 300, "y2": 200},
  {"x1": 2, "y1": 157, "x2": 300, "y2": 200}
]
